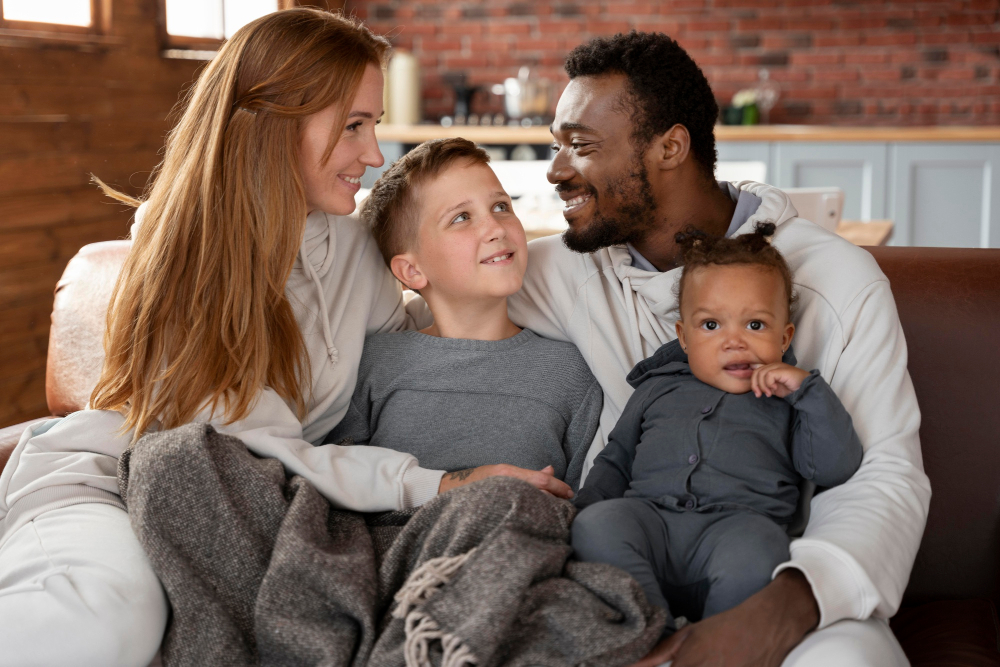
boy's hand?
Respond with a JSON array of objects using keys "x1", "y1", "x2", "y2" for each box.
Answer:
[
  {"x1": 750, "y1": 362, "x2": 810, "y2": 399},
  {"x1": 438, "y1": 464, "x2": 573, "y2": 499}
]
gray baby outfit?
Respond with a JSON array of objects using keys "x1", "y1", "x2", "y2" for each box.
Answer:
[
  {"x1": 572, "y1": 339, "x2": 862, "y2": 633},
  {"x1": 325, "y1": 329, "x2": 603, "y2": 491}
]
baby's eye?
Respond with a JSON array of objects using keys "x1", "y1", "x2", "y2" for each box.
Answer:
[
  {"x1": 747, "y1": 320, "x2": 765, "y2": 331},
  {"x1": 493, "y1": 201, "x2": 509, "y2": 213},
  {"x1": 450, "y1": 212, "x2": 470, "y2": 224},
  {"x1": 701, "y1": 320, "x2": 719, "y2": 331}
]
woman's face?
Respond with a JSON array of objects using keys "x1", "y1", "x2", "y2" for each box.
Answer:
[{"x1": 299, "y1": 64, "x2": 385, "y2": 215}]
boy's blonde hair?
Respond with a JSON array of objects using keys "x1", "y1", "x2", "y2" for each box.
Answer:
[
  {"x1": 90, "y1": 9, "x2": 389, "y2": 439},
  {"x1": 362, "y1": 138, "x2": 491, "y2": 265}
]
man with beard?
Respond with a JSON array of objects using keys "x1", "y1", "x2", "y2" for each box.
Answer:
[{"x1": 507, "y1": 32, "x2": 929, "y2": 667}]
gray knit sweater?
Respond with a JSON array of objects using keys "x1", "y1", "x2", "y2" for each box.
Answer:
[{"x1": 325, "y1": 329, "x2": 603, "y2": 491}]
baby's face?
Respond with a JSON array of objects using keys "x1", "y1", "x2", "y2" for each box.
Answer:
[
  {"x1": 409, "y1": 162, "x2": 528, "y2": 301},
  {"x1": 675, "y1": 264, "x2": 794, "y2": 394}
]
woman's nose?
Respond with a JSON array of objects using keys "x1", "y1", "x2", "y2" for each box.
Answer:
[{"x1": 361, "y1": 133, "x2": 384, "y2": 169}]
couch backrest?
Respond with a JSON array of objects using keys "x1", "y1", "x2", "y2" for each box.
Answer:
[
  {"x1": 44, "y1": 242, "x2": 1000, "y2": 605},
  {"x1": 867, "y1": 246, "x2": 1000, "y2": 606}
]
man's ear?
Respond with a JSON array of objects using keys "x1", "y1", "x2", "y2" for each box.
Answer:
[
  {"x1": 390, "y1": 253, "x2": 427, "y2": 291},
  {"x1": 675, "y1": 320, "x2": 687, "y2": 352},
  {"x1": 652, "y1": 124, "x2": 691, "y2": 173},
  {"x1": 782, "y1": 321, "x2": 795, "y2": 352}
]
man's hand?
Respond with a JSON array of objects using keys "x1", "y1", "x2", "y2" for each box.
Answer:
[
  {"x1": 751, "y1": 363, "x2": 811, "y2": 399},
  {"x1": 629, "y1": 570, "x2": 819, "y2": 667},
  {"x1": 438, "y1": 464, "x2": 574, "y2": 499}
]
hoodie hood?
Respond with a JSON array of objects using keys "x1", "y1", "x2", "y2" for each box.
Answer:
[{"x1": 626, "y1": 339, "x2": 799, "y2": 389}]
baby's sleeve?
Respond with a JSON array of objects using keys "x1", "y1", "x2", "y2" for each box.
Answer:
[{"x1": 784, "y1": 371, "x2": 864, "y2": 488}]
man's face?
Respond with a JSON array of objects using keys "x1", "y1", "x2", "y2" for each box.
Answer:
[{"x1": 548, "y1": 74, "x2": 657, "y2": 253}]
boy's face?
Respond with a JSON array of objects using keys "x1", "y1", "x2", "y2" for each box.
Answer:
[
  {"x1": 675, "y1": 264, "x2": 794, "y2": 394},
  {"x1": 399, "y1": 161, "x2": 528, "y2": 302}
]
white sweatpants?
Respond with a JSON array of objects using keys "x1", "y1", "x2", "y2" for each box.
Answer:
[{"x1": 0, "y1": 503, "x2": 168, "y2": 667}]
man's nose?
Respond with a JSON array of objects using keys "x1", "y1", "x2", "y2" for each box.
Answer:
[{"x1": 547, "y1": 151, "x2": 574, "y2": 184}]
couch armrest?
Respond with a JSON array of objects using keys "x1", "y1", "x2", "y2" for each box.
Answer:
[{"x1": 0, "y1": 418, "x2": 51, "y2": 474}]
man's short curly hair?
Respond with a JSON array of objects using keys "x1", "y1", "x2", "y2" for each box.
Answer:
[{"x1": 565, "y1": 31, "x2": 718, "y2": 180}]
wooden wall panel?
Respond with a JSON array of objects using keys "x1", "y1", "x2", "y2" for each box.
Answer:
[{"x1": 0, "y1": 0, "x2": 203, "y2": 427}]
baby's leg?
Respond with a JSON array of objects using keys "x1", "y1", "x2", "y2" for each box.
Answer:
[
  {"x1": 695, "y1": 511, "x2": 790, "y2": 618},
  {"x1": 572, "y1": 498, "x2": 676, "y2": 631}
]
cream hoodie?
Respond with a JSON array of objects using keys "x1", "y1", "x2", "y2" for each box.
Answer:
[
  {"x1": 508, "y1": 181, "x2": 932, "y2": 630},
  {"x1": 0, "y1": 209, "x2": 445, "y2": 546}
]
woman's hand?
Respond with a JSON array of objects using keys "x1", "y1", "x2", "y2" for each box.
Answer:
[
  {"x1": 750, "y1": 363, "x2": 810, "y2": 399},
  {"x1": 438, "y1": 464, "x2": 574, "y2": 499}
]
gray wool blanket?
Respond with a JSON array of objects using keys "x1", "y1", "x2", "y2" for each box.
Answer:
[{"x1": 118, "y1": 423, "x2": 665, "y2": 667}]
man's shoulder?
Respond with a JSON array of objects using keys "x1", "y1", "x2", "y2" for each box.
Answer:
[
  {"x1": 523, "y1": 234, "x2": 609, "y2": 286},
  {"x1": 773, "y1": 217, "x2": 887, "y2": 313}
]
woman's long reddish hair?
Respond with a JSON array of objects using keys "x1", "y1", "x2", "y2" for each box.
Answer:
[{"x1": 91, "y1": 9, "x2": 389, "y2": 437}]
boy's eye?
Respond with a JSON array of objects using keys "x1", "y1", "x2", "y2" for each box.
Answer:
[
  {"x1": 701, "y1": 320, "x2": 718, "y2": 331},
  {"x1": 747, "y1": 320, "x2": 765, "y2": 331},
  {"x1": 450, "y1": 212, "x2": 470, "y2": 224},
  {"x1": 493, "y1": 201, "x2": 509, "y2": 213}
]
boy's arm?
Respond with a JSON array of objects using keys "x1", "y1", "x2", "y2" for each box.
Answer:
[
  {"x1": 561, "y1": 379, "x2": 603, "y2": 492},
  {"x1": 783, "y1": 371, "x2": 864, "y2": 488},
  {"x1": 573, "y1": 385, "x2": 647, "y2": 509}
]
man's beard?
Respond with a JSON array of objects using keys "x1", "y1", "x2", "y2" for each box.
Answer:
[{"x1": 562, "y1": 159, "x2": 658, "y2": 254}]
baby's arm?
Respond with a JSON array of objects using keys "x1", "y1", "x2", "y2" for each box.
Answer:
[
  {"x1": 573, "y1": 385, "x2": 648, "y2": 509},
  {"x1": 784, "y1": 371, "x2": 865, "y2": 488}
]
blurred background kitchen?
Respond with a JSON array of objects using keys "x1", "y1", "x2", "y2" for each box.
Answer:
[{"x1": 1, "y1": 0, "x2": 998, "y2": 427}]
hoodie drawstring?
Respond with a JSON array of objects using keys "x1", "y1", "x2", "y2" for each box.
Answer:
[
  {"x1": 299, "y1": 245, "x2": 339, "y2": 366},
  {"x1": 620, "y1": 275, "x2": 644, "y2": 365}
]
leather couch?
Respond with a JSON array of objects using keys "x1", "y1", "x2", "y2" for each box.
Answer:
[{"x1": 1, "y1": 240, "x2": 999, "y2": 666}]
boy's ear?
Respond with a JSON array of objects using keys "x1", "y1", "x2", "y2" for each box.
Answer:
[
  {"x1": 390, "y1": 253, "x2": 427, "y2": 291},
  {"x1": 782, "y1": 321, "x2": 795, "y2": 352},
  {"x1": 675, "y1": 320, "x2": 687, "y2": 352},
  {"x1": 652, "y1": 124, "x2": 691, "y2": 173}
]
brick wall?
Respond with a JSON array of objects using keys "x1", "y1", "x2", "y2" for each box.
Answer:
[{"x1": 347, "y1": 0, "x2": 1000, "y2": 125}]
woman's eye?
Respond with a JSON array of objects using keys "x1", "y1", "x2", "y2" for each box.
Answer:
[
  {"x1": 346, "y1": 122, "x2": 362, "y2": 131},
  {"x1": 451, "y1": 212, "x2": 470, "y2": 224},
  {"x1": 701, "y1": 321, "x2": 718, "y2": 331},
  {"x1": 747, "y1": 320, "x2": 765, "y2": 331}
]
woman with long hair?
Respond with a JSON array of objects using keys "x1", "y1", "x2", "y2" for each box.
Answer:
[{"x1": 0, "y1": 9, "x2": 569, "y2": 665}]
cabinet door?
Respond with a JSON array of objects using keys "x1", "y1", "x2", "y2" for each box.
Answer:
[
  {"x1": 773, "y1": 142, "x2": 888, "y2": 221},
  {"x1": 717, "y1": 141, "x2": 772, "y2": 184},
  {"x1": 365, "y1": 141, "x2": 406, "y2": 189},
  {"x1": 890, "y1": 143, "x2": 1000, "y2": 248}
]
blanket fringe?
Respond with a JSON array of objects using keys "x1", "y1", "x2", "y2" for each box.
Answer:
[
  {"x1": 394, "y1": 549, "x2": 479, "y2": 667},
  {"x1": 392, "y1": 549, "x2": 477, "y2": 619},
  {"x1": 403, "y1": 612, "x2": 477, "y2": 667}
]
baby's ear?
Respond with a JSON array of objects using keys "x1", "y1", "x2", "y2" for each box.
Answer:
[
  {"x1": 782, "y1": 321, "x2": 795, "y2": 351},
  {"x1": 390, "y1": 253, "x2": 427, "y2": 292},
  {"x1": 675, "y1": 320, "x2": 686, "y2": 350}
]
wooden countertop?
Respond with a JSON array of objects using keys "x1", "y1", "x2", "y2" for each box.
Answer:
[{"x1": 376, "y1": 124, "x2": 1000, "y2": 144}]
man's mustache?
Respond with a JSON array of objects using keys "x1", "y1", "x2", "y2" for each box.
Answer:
[{"x1": 554, "y1": 182, "x2": 597, "y2": 196}]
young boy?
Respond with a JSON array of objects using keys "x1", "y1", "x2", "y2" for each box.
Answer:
[
  {"x1": 570, "y1": 224, "x2": 863, "y2": 635},
  {"x1": 325, "y1": 138, "x2": 602, "y2": 494}
]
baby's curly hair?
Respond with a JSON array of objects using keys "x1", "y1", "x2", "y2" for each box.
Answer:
[{"x1": 675, "y1": 222, "x2": 796, "y2": 316}]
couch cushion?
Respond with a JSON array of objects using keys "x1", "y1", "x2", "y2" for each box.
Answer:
[{"x1": 892, "y1": 599, "x2": 1000, "y2": 666}]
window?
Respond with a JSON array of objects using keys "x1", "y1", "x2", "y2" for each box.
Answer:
[
  {"x1": 163, "y1": 0, "x2": 280, "y2": 46},
  {"x1": 0, "y1": 0, "x2": 103, "y2": 33}
]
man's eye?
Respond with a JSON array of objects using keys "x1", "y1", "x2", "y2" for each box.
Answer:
[
  {"x1": 701, "y1": 321, "x2": 718, "y2": 331},
  {"x1": 747, "y1": 321, "x2": 765, "y2": 331}
]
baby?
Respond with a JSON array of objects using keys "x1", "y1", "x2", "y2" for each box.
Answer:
[
  {"x1": 326, "y1": 138, "x2": 601, "y2": 495},
  {"x1": 571, "y1": 224, "x2": 863, "y2": 635}
]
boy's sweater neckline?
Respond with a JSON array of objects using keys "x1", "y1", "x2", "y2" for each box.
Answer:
[{"x1": 399, "y1": 327, "x2": 537, "y2": 352}]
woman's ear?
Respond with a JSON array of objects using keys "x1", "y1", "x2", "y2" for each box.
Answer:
[
  {"x1": 390, "y1": 254, "x2": 427, "y2": 291},
  {"x1": 782, "y1": 321, "x2": 795, "y2": 352},
  {"x1": 652, "y1": 124, "x2": 691, "y2": 173}
]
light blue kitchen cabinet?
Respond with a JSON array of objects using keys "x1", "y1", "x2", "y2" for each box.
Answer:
[
  {"x1": 889, "y1": 143, "x2": 1000, "y2": 248},
  {"x1": 716, "y1": 141, "x2": 772, "y2": 182},
  {"x1": 772, "y1": 142, "x2": 888, "y2": 222}
]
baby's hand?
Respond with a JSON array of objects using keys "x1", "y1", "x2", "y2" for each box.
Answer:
[{"x1": 750, "y1": 362, "x2": 810, "y2": 398}]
